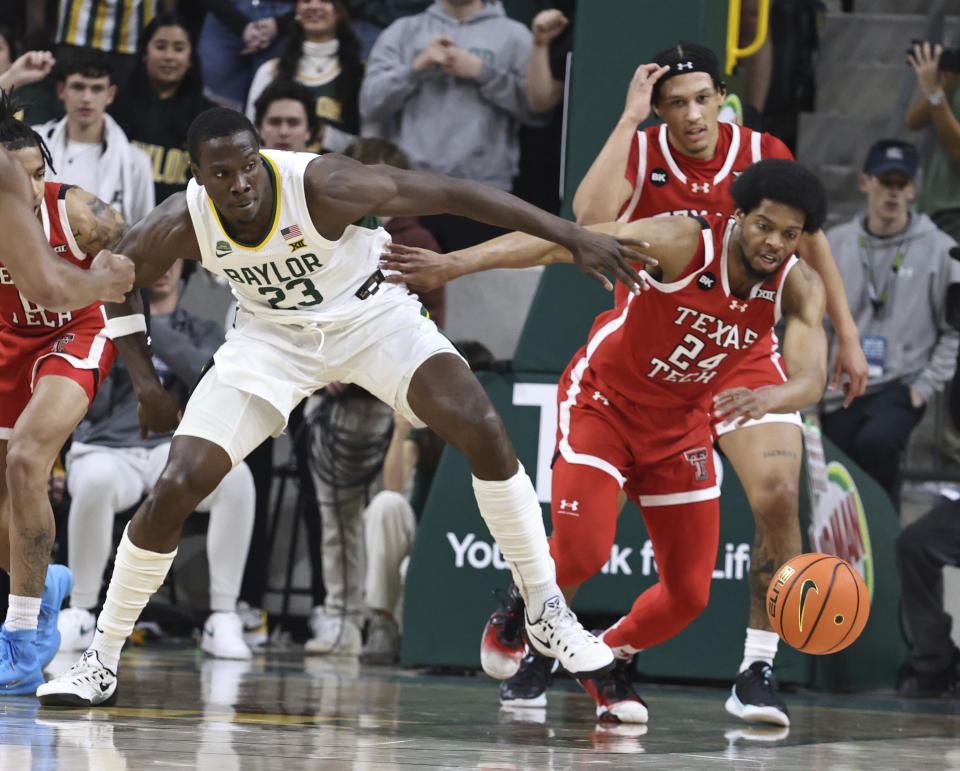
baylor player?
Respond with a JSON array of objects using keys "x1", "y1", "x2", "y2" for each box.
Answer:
[{"x1": 37, "y1": 107, "x2": 652, "y2": 706}]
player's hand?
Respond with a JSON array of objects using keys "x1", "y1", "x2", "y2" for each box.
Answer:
[
  {"x1": 828, "y1": 335, "x2": 868, "y2": 408},
  {"x1": 90, "y1": 249, "x2": 135, "y2": 303},
  {"x1": 908, "y1": 41, "x2": 944, "y2": 97},
  {"x1": 568, "y1": 229, "x2": 656, "y2": 294},
  {"x1": 3, "y1": 51, "x2": 55, "y2": 88},
  {"x1": 413, "y1": 37, "x2": 455, "y2": 73},
  {"x1": 443, "y1": 46, "x2": 484, "y2": 79},
  {"x1": 712, "y1": 386, "x2": 777, "y2": 427},
  {"x1": 380, "y1": 243, "x2": 460, "y2": 293},
  {"x1": 136, "y1": 387, "x2": 182, "y2": 439},
  {"x1": 623, "y1": 63, "x2": 670, "y2": 125},
  {"x1": 531, "y1": 9, "x2": 569, "y2": 47}
]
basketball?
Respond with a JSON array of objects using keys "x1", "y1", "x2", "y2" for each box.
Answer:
[{"x1": 766, "y1": 553, "x2": 870, "y2": 655}]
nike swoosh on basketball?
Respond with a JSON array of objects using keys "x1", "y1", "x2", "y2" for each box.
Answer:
[{"x1": 798, "y1": 579, "x2": 820, "y2": 633}]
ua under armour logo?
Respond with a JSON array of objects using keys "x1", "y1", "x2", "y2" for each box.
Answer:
[
  {"x1": 691, "y1": 182, "x2": 710, "y2": 193},
  {"x1": 676, "y1": 61, "x2": 694, "y2": 71},
  {"x1": 592, "y1": 390, "x2": 609, "y2": 406},
  {"x1": 729, "y1": 299, "x2": 747, "y2": 312},
  {"x1": 558, "y1": 499, "x2": 580, "y2": 516}
]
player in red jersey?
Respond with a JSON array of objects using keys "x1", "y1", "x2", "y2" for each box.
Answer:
[
  {"x1": 382, "y1": 157, "x2": 829, "y2": 724},
  {"x1": 568, "y1": 42, "x2": 867, "y2": 724},
  {"x1": 0, "y1": 92, "x2": 129, "y2": 694}
]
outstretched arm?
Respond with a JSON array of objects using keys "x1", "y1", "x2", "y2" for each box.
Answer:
[
  {"x1": 309, "y1": 155, "x2": 660, "y2": 292},
  {"x1": 798, "y1": 229, "x2": 867, "y2": 407},
  {"x1": 713, "y1": 262, "x2": 828, "y2": 425},
  {"x1": 0, "y1": 149, "x2": 133, "y2": 310},
  {"x1": 104, "y1": 194, "x2": 202, "y2": 437},
  {"x1": 380, "y1": 216, "x2": 706, "y2": 294}
]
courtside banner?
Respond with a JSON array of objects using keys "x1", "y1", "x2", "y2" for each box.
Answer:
[{"x1": 402, "y1": 372, "x2": 905, "y2": 688}]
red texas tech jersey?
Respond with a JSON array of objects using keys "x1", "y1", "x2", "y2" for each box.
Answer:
[
  {"x1": 618, "y1": 121, "x2": 793, "y2": 222},
  {"x1": 0, "y1": 182, "x2": 102, "y2": 334},
  {"x1": 584, "y1": 214, "x2": 797, "y2": 409}
]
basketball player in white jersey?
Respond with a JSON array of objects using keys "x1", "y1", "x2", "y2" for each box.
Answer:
[{"x1": 37, "y1": 107, "x2": 653, "y2": 706}]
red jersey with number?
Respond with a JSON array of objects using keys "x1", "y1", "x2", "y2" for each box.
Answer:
[
  {"x1": 583, "y1": 215, "x2": 797, "y2": 409},
  {"x1": 0, "y1": 182, "x2": 102, "y2": 334},
  {"x1": 620, "y1": 122, "x2": 793, "y2": 221}
]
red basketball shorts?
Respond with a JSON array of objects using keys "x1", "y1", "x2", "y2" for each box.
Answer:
[
  {"x1": 0, "y1": 309, "x2": 116, "y2": 438},
  {"x1": 555, "y1": 355, "x2": 720, "y2": 508}
]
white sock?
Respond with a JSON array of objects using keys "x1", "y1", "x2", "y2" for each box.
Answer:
[
  {"x1": 5, "y1": 595, "x2": 42, "y2": 631},
  {"x1": 91, "y1": 525, "x2": 177, "y2": 672},
  {"x1": 739, "y1": 627, "x2": 780, "y2": 672},
  {"x1": 472, "y1": 463, "x2": 560, "y2": 620}
]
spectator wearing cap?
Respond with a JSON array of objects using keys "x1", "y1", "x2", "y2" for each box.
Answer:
[{"x1": 820, "y1": 139, "x2": 960, "y2": 503}]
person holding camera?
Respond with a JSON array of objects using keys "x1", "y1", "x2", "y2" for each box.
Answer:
[{"x1": 907, "y1": 41, "x2": 960, "y2": 243}]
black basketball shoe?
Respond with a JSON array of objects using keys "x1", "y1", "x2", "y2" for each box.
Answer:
[
  {"x1": 578, "y1": 655, "x2": 648, "y2": 723},
  {"x1": 724, "y1": 661, "x2": 790, "y2": 726},
  {"x1": 500, "y1": 650, "x2": 558, "y2": 707},
  {"x1": 480, "y1": 583, "x2": 526, "y2": 679}
]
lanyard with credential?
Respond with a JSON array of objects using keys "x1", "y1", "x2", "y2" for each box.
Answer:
[{"x1": 858, "y1": 235, "x2": 906, "y2": 316}]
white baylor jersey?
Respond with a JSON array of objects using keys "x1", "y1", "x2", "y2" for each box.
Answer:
[{"x1": 186, "y1": 149, "x2": 391, "y2": 324}]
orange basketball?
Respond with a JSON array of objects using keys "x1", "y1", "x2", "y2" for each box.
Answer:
[{"x1": 766, "y1": 553, "x2": 870, "y2": 655}]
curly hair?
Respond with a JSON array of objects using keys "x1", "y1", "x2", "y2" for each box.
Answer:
[
  {"x1": 0, "y1": 88, "x2": 56, "y2": 174},
  {"x1": 729, "y1": 159, "x2": 827, "y2": 234}
]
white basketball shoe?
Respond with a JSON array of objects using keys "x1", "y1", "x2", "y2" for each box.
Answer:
[
  {"x1": 57, "y1": 607, "x2": 97, "y2": 653},
  {"x1": 201, "y1": 612, "x2": 253, "y2": 660},
  {"x1": 524, "y1": 596, "x2": 614, "y2": 678},
  {"x1": 36, "y1": 650, "x2": 117, "y2": 706}
]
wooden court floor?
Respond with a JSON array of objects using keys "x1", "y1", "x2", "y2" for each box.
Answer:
[{"x1": 1, "y1": 646, "x2": 959, "y2": 769}]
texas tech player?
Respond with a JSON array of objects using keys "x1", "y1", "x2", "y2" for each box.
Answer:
[
  {"x1": 569, "y1": 42, "x2": 868, "y2": 725},
  {"x1": 382, "y1": 158, "x2": 829, "y2": 724},
  {"x1": 0, "y1": 101, "x2": 127, "y2": 694}
]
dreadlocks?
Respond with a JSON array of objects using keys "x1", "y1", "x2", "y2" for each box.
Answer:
[{"x1": 0, "y1": 88, "x2": 56, "y2": 174}]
